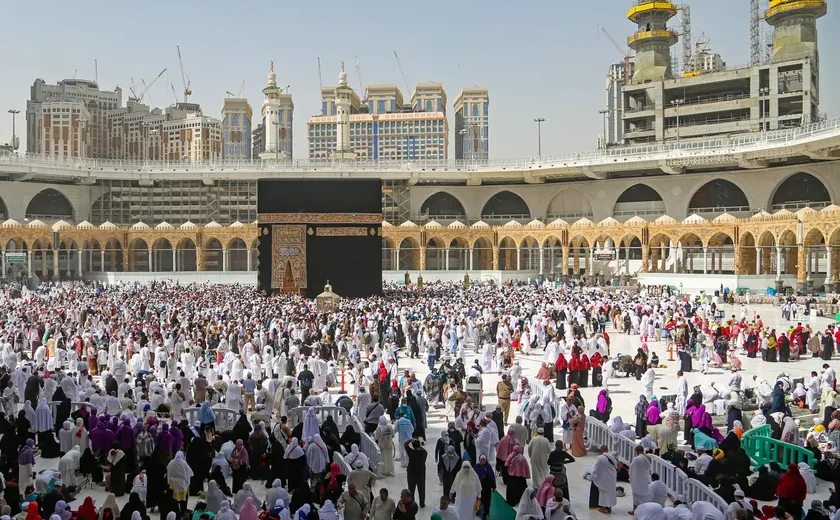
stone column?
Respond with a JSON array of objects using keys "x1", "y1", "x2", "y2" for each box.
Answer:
[
  {"x1": 445, "y1": 248, "x2": 450, "y2": 270},
  {"x1": 641, "y1": 245, "x2": 649, "y2": 273},
  {"x1": 147, "y1": 250, "x2": 152, "y2": 272},
  {"x1": 826, "y1": 246, "x2": 833, "y2": 292},
  {"x1": 806, "y1": 248, "x2": 813, "y2": 282},
  {"x1": 756, "y1": 247, "x2": 762, "y2": 275},
  {"x1": 703, "y1": 247, "x2": 708, "y2": 275},
  {"x1": 516, "y1": 248, "x2": 521, "y2": 271},
  {"x1": 549, "y1": 247, "x2": 555, "y2": 274},
  {"x1": 673, "y1": 245, "x2": 678, "y2": 274},
  {"x1": 420, "y1": 246, "x2": 427, "y2": 270},
  {"x1": 469, "y1": 249, "x2": 474, "y2": 270},
  {"x1": 100, "y1": 250, "x2": 105, "y2": 272},
  {"x1": 172, "y1": 249, "x2": 177, "y2": 272},
  {"x1": 247, "y1": 249, "x2": 252, "y2": 271},
  {"x1": 573, "y1": 247, "x2": 579, "y2": 275},
  {"x1": 27, "y1": 250, "x2": 32, "y2": 276},
  {"x1": 196, "y1": 248, "x2": 205, "y2": 272},
  {"x1": 561, "y1": 245, "x2": 569, "y2": 281},
  {"x1": 222, "y1": 248, "x2": 228, "y2": 271},
  {"x1": 78, "y1": 249, "x2": 83, "y2": 277},
  {"x1": 1, "y1": 251, "x2": 5, "y2": 278},
  {"x1": 51, "y1": 250, "x2": 58, "y2": 279},
  {"x1": 539, "y1": 247, "x2": 544, "y2": 275},
  {"x1": 734, "y1": 247, "x2": 742, "y2": 275},
  {"x1": 492, "y1": 247, "x2": 498, "y2": 270},
  {"x1": 797, "y1": 245, "x2": 807, "y2": 290}
]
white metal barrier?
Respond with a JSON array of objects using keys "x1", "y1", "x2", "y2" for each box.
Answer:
[
  {"x1": 682, "y1": 478, "x2": 729, "y2": 515},
  {"x1": 332, "y1": 450, "x2": 352, "y2": 476},
  {"x1": 353, "y1": 418, "x2": 383, "y2": 474},
  {"x1": 182, "y1": 407, "x2": 239, "y2": 431},
  {"x1": 614, "y1": 433, "x2": 637, "y2": 465},
  {"x1": 585, "y1": 418, "x2": 725, "y2": 513},
  {"x1": 288, "y1": 406, "x2": 352, "y2": 433},
  {"x1": 585, "y1": 416, "x2": 614, "y2": 451}
]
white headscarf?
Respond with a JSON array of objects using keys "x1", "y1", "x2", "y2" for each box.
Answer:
[
  {"x1": 516, "y1": 487, "x2": 545, "y2": 520},
  {"x1": 691, "y1": 501, "x2": 725, "y2": 520},
  {"x1": 215, "y1": 501, "x2": 236, "y2": 520},
  {"x1": 205, "y1": 480, "x2": 225, "y2": 514},
  {"x1": 284, "y1": 437, "x2": 304, "y2": 459},
  {"x1": 165, "y1": 451, "x2": 194, "y2": 493},
  {"x1": 318, "y1": 500, "x2": 338, "y2": 520},
  {"x1": 265, "y1": 480, "x2": 290, "y2": 513},
  {"x1": 451, "y1": 461, "x2": 482, "y2": 499},
  {"x1": 305, "y1": 435, "x2": 329, "y2": 473}
]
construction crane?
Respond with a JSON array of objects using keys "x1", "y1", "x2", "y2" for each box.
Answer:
[
  {"x1": 176, "y1": 45, "x2": 192, "y2": 103},
  {"x1": 317, "y1": 57, "x2": 323, "y2": 91},
  {"x1": 393, "y1": 51, "x2": 411, "y2": 98},
  {"x1": 597, "y1": 24, "x2": 634, "y2": 82},
  {"x1": 676, "y1": 4, "x2": 692, "y2": 75},
  {"x1": 129, "y1": 68, "x2": 167, "y2": 103},
  {"x1": 170, "y1": 84, "x2": 179, "y2": 105},
  {"x1": 225, "y1": 80, "x2": 245, "y2": 98},
  {"x1": 356, "y1": 56, "x2": 365, "y2": 100}
]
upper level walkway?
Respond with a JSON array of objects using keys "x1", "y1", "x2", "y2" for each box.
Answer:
[{"x1": 2, "y1": 118, "x2": 839, "y2": 185}]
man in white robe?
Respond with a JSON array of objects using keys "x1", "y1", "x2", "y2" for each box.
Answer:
[
  {"x1": 677, "y1": 371, "x2": 689, "y2": 414},
  {"x1": 475, "y1": 421, "x2": 494, "y2": 464},
  {"x1": 635, "y1": 502, "x2": 666, "y2": 520},
  {"x1": 527, "y1": 427, "x2": 552, "y2": 488},
  {"x1": 807, "y1": 371, "x2": 821, "y2": 412},
  {"x1": 629, "y1": 446, "x2": 652, "y2": 513},
  {"x1": 590, "y1": 445, "x2": 618, "y2": 513},
  {"x1": 642, "y1": 365, "x2": 656, "y2": 399},
  {"x1": 225, "y1": 381, "x2": 242, "y2": 411},
  {"x1": 647, "y1": 473, "x2": 668, "y2": 506},
  {"x1": 752, "y1": 375, "x2": 773, "y2": 405},
  {"x1": 480, "y1": 342, "x2": 494, "y2": 373}
]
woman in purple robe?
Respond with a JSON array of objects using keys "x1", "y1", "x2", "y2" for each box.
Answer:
[
  {"x1": 156, "y1": 421, "x2": 174, "y2": 462},
  {"x1": 645, "y1": 397, "x2": 661, "y2": 426},
  {"x1": 115, "y1": 418, "x2": 135, "y2": 459},
  {"x1": 683, "y1": 399, "x2": 697, "y2": 445},
  {"x1": 90, "y1": 423, "x2": 108, "y2": 458},
  {"x1": 691, "y1": 404, "x2": 713, "y2": 435}
]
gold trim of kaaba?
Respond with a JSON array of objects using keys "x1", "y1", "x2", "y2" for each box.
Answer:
[
  {"x1": 258, "y1": 213, "x2": 383, "y2": 224},
  {"x1": 315, "y1": 227, "x2": 370, "y2": 237}
]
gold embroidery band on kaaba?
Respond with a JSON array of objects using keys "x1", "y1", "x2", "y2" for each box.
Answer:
[
  {"x1": 315, "y1": 227, "x2": 370, "y2": 237},
  {"x1": 258, "y1": 213, "x2": 383, "y2": 224}
]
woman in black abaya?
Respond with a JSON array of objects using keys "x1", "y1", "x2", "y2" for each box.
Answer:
[
  {"x1": 52, "y1": 388, "x2": 71, "y2": 436},
  {"x1": 185, "y1": 436, "x2": 215, "y2": 495}
]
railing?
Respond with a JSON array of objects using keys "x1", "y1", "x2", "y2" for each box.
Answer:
[
  {"x1": 182, "y1": 407, "x2": 239, "y2": 431},
  {"x1": 480, "y1": 214, "x2": 532, "y2": 224},
  {"x1": 683, "y1": 478, "x2": 729, "y2": 514},
  {"x1": 674, "y1": 92, "x2": 751, "y2": 108},
  {"x1": 584, "y1": 418, "x2": 729, "y2": 515},
  {"x1": 288, "y1": 406, "x2": 353, "y2": 433},
  {"x1": 354, "y1": 418, "x2": 384, "y2": 474},
  {"x1": 742, "y1": 424, "x2": 815, "y2": 469},
  {"x1": 546, "y1": 212, "x2": 594, "y2": 221},
  {"x1": 688, "y1": 205, "x2": 752, "y2": 215},
  {"x1": 771, "y1": 201, "x2": 829, "y2": 211},
  {"x1": 332, "y1": 450, "x2": 353, "y2": 476},
  {"x1": 2, "y1": 117, "x2": 838, "y2": 177}
]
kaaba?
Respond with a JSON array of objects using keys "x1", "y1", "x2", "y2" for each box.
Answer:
[{"x1": 256, "y1": 179, "x2": 383, "y2": 298}]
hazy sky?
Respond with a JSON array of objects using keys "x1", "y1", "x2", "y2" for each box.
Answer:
[{"x1": 2, "y1": 0, "x2": 837, "y2": 159}]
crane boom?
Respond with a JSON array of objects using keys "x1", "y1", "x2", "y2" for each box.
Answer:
[
  {"x1": 356, "y1": 56, "x2": 364, "y2": 100},
  {"x1": 598, "y1": 24, "x2": 631, "y2": 59},
  {"x1": 136, "y1": 68, "x2": 167, "y2": 103},
  {"x1": 317, "y1": 57, "x2": 323, "y2": 91},
  {"x1": 176, "y1": 45, "x2": 191, "y2": 103},
  {"x1": 393, "y1": 51, "x2": 410, "y2": 98},
  {"x1": 236, "y1": 80, "x2": 245, "y2": 97}
]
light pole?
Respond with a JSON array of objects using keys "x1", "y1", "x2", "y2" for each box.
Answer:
[
  {"x1": 670, "y1": 99, "x2": 684, "y2": 143},
  {"x1": 533, "y1": 117, "x2": 545, "y2": 157},
  {"x1": 598, "y1": 109, "x2": 609, "y2": 149},
  {"x1": 8, "y1": 109, "x2": 20, "y2": 152},
  {"x1": 758, "y1": 87, "x2": 770, "y2": 132}
]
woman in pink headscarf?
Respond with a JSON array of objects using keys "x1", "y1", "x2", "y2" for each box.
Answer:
[
  {"x1": 646, "y1": 397, "x2": 661, "y2": 426},
  {"x1": 692, "y1": 404, "x2": 713, "y2": 432},
  {"x1": 535, "y1": 475, "x2": 555, "y2": 508},
  {"x1": 238, "y1": 497, "x2": 258, "y2": 520},
  {"x1": 496, "y1": 427, "x2": 520, "y2": 485},
  {"x1": 505, "y1": 445, "x2": 531, "y2": 507}
]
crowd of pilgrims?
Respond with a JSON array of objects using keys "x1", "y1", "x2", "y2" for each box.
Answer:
[{"x1": 0, "y1": 280, "x2": 838, "y2": 520}]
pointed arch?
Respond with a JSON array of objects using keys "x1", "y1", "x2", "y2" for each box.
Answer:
[
  {"x1": 770, "y1": 172, "x2": 831, "y2": 210},
  {"x1": 419, "y1": 192, "x2": 467, "y2": 222},
  {"x1": 480, "y1": 190, "x2": 531, "y2": 223},
  {"x1": 613, "y1": 183, "x2": 665, "y2": 219},
  {"x1": 26, "y1": 188, "x2": 74, "y2": 221}
]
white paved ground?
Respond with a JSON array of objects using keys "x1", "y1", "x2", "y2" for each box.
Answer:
[{"x1": 32, "y1": 302, "x2": 836, "y2": 518}]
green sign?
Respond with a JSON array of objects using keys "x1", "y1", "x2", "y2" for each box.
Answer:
[{"x1": 4, "y1": 252, "x2": 26, "y2": 264}]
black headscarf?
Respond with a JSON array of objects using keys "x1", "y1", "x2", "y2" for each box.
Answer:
[
  {"x1": 232, "y1": 412, "x2": 252, "y2": 443},
  {"x1": 339, "y1": 425, "x2": 361, "y2": 453},
  {"x1": 119, "y1": 492, "x2": 148, "y2": 520}
]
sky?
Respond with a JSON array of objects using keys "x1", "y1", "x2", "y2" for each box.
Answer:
[{"x1": 2, "y1": 0, "x2": 837, "y2": 159}]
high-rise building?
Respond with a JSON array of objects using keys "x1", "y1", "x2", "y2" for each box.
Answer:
[
  {"x1": 620, "y1": 0, "x2": 825, "y2": 145},
  {"x1": 308, "y1": 79, "x2": 448, "y2": 161},
  {"x1": 221, "y1": 98, "x2": 252, "y2": 160},
  {"x1": 258, "y1": 62, "x2": 294, "y2": 161},
  {"x1": 27, "y1": 78, "x2": 122, "y2": 158},
  {"x1": 32, "y1": 101, "x2": 91, "y2": 158},
  {"x1": 605, "y1": 63, "x2": 633, "y2": 146},
  {"x1": 161, "y1": 110, "x2": 222, "y2": 161},
  {"x1": 252, "y1": 123, "x2": 265, "y2": 158},
  {"x1": 454, "y1": 87, "x2": 489, "y2": 161}
]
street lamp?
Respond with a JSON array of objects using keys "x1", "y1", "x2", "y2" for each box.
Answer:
[
  {"x1": 533, "y1": 117, "x2": 545, "y2": 157},
  {"x1": 758, "y1": 87, "x2": 770, "y2": 132},
  {"x1": 670, "y1": 99, "x2": 684, "y2": 143},
  {"x1": 598, "y1": 109, "x2": 609, "y2": 149},
  {"x1": 8, "y1": 109, "x2": 20, "y2": 152}
]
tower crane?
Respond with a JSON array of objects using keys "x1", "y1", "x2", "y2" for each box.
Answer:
[
  {"x1": 317, "y1": 57, "x2": 323, "y2": 91},
  {"x1": 176, "y1": 45, "x2": 192, "y2": 103},
  {"x1": 597, "y1": 24, "x2": 633, "y2": 81},
  {"x1": 356, "y1": 56, "x2": 365, "y2": 100},
  {"x1": 129, "y1": 68, "x2": 167, "y2": 103},
  {"x1": 225, "y1": 80, "x2": 245, "y2": 98},
  {"x1": 393, "y1": 51, "x2": 411, "y2": 99}
]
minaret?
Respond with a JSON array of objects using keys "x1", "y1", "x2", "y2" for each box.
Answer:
[
  {"x1": 259, "y1": 61, "x2": 286, "y2": 162},
  {"x1": 332, "y1": 62, "x2": 357, "y2": 160},
  {"x1": 765, "y1": 0, "x2": 826, "y2": 63},
  {"x1": 626, "y1": 1, "x2": 679, "y2": 83}
]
